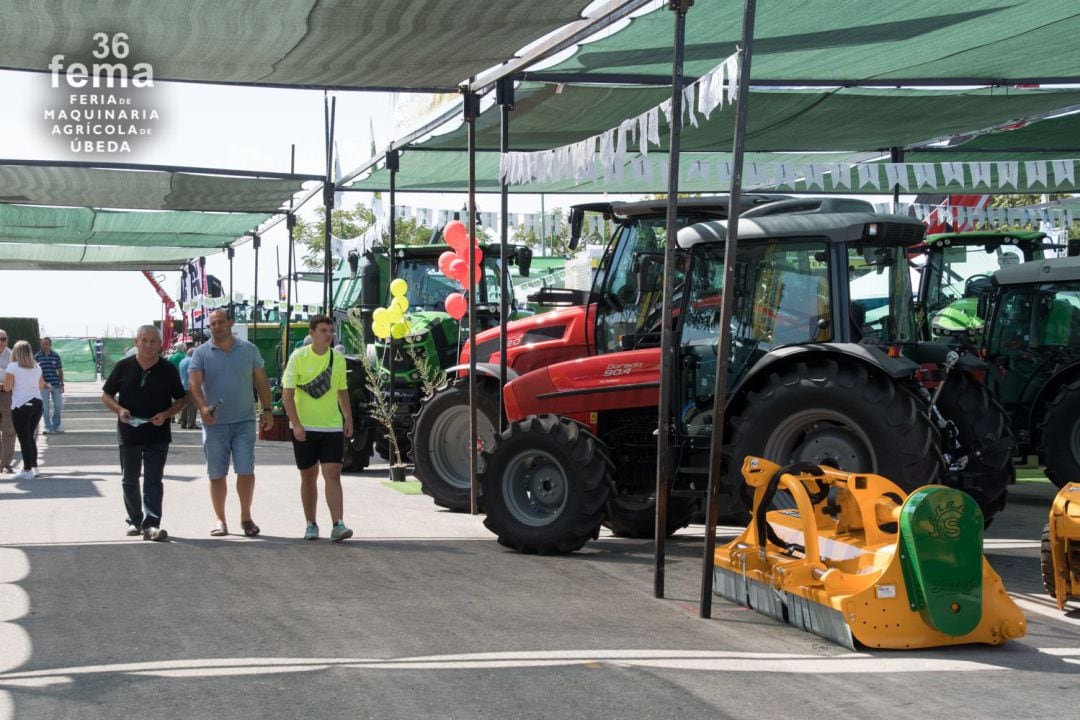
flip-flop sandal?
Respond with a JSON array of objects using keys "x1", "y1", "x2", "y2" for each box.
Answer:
[
  {"x1": 241, "y1": 520, "x2": 261, "y2": 537},
  {"x1": 210, "y1": 523, "x2": 228, "y2": 537}
]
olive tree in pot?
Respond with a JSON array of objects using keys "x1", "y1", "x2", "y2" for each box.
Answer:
[{"x1": 347, "y1": 308, "x2": 407, "y2": 482}]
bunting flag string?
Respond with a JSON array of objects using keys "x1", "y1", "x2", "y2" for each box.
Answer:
[
  {"x1": 905, "y1": 202, "x2": 1076, "y2": 230},
  {"x1": 497, "y1": 154, "x2": 1080, "y2": 193},
  {"x1": 500, "y1": 50, "x2": 741, "y2": 187}
]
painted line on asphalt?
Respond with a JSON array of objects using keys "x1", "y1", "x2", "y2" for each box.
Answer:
[
  {"x1": 0, "y1": 649, "x2": 1023, "y2": 683},
  {"x1": 1011, "y1": 594, "x2": 1080, "y2": 628}
]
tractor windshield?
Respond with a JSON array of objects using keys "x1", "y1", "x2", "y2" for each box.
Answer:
[
  {"x1": 393, "y1": 255, "x2": 500, "y2": 311},
  {"x1": 593, "y1": 218, "x2": 676, "y2": 354},
  {"x1": 847, "y1": 243, "x2": 918, "y2": 343},
  {"x1": 678, "y1": 239, "x2": 831, "y2": 435},
  {"x1": 924, "y1": 243, "x2": 1032, "y2": 318}
]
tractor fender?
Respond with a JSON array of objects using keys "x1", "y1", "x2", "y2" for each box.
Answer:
[
  {"x1": 730, "y1": 343, "x2": 919, "y2": 402},
  {"x1": 1028, "y1": 358, "x2": 1080, "y2": 447},
  {"x1": 444, "y1": 362, "x2": 520, "y2": 383}
]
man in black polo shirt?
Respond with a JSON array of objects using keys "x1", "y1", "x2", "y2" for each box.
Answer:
[{"x1": 101, "y1": 324, "x2": 186, "y2": 541}]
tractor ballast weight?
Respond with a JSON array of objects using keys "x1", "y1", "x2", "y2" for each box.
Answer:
[
  {"x1": 1042, "y1": 482, "x2": 1080, "y2": 610},
  {"x1": 715, "y1": 457, "x2": 1026, "y2": 649}
]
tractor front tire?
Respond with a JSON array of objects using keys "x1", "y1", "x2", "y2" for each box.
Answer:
[
  {"x1": 1039, "y1": 379, "x2": 1080, "y2": 489},
  {"x1": 934, "y1": 370, "x2": 1013, "y2": 522},
  {"x1": 341, "y1": 425, "x2": 375, "y2": 473},
  {"x1": 412, "y1": 379, "x2": 499, "y2": 511},
  {"x1": 727, "y1": 359, "x2": 944, "y2": 517},
  {"x1": 479, "y1": 415, "x2": 609, "y2": 555}
]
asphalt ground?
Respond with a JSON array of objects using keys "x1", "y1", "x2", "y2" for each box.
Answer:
[{"x1": 1, "y1": 382, "x2": 1078, "y2": 719}]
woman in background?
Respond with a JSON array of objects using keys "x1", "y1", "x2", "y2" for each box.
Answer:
[{"x1": 3, "y1": 340, "x2": 45, "y2": 481}]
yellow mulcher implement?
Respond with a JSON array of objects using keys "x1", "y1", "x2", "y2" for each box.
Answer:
[
  {"x1": 714, "y1": 457, "x2": 1026, "y2": 649},
  {"x1": 1042, "y1": 482, "x2": 1080, "y2": 611}
]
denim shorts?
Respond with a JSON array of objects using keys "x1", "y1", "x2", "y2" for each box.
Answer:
[{"x1": 202, "y1": 419, "x2": 256, "y2": 478}]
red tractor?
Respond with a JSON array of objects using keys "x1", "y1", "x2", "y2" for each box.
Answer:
[
  {"x1": 476, "y1": 211, "x2": 1010, "y2": 554},
  {"x1": 412, "y1": 195, "x2": 876, "y2": 530}
]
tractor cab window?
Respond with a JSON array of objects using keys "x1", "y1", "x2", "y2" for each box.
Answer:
[
  {"x1": 848, "y1": 243, "x2": 918, "y2": 343},
  {"x1": 393, "y1": 256, "x2": 499, "y2": 311},
  {"x1": 987, "y1": 282, "x2": 1080, "y2": 408},
  {"x1": 594, "y1": 218, "x2": 677, "y2": 354},
  {"x1": 678, "y1": 239, "x2": 831, "y2": 436},
  {"x1": 924, "y1": 243, "x2": 1029, "y2": 318}
]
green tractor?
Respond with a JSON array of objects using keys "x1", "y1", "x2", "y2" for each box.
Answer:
[
  {"x1": 342, "y1": 242, "x2": 532, "y2": 466},
  {"x1": 918, "y1": 230, "x2": 1055, "y2": 339},
  {"x1": 979, "y1": 256, "x2": 1080, "y2": 487}
]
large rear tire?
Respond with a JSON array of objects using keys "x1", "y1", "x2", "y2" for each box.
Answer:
[
  {"x1": 479, "y1": 415, "x2": 609, "y2": 555},
  {"x1": 604, "y1": 494, "x2": 697, "y2": 538},
  {"x1": 934, "y1": 370, "x2": 1013, "y2": 522},
  {"x1": 1039, "y1": 380, "x2": 1080, "y2": 489},
  {"x1": 412, "y1": 379, "x2": 499, "y2": 511},
  {"x1": 727, "y1": 359, "x2": 944, "y2": 518}
]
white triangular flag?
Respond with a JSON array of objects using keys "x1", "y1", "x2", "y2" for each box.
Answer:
[
  {"x1": 885, "y1": 163, "x2": 911, "y2": 191},
  {"x1": 716, "y1": 160, "x2": 732, "y2": 187},
  {"x1": 1024, "y1": 161, "x2": 1048, "y2": 188},
  {"x1": 942, "y1": 162, "x2": 965, "y2": 186},
  {"x1": 856, "y1": 164, "x2": 882, "y2": 189},
  {"x1": 996, "y1": 161, "x2": 1019, "y2": 189},
  {"x1": 968, "y1": 162, "x2": 991, "y2": 188},
  {"x1": 1052, "y1": 159, "x2": 1076, "y2": 187},
  {"x1": 913, "y1": 163, "x2": 938, "y2": 188},
  {"x1": 827, "y1": 163, "x2": 851, "y2": 189}
]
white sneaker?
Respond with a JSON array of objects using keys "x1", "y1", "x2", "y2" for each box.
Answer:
[
  {"x1": 30, "y1": 468, "x2": 38, "y2": 477},
  {"x1": 12, "y1": 470, "x2": 32, "y2": 481}
]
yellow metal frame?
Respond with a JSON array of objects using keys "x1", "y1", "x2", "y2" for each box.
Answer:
[
  {"x1": 714, "y1": 457, "x2": 1026, "y2": 649},
  {"x1": 1047, "y1": 482, "x2": 1080, "y2": 610}
]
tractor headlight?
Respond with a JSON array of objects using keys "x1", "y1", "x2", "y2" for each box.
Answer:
[{"x1": 406, "y1": 333, "x2": 427, "y2": 343}]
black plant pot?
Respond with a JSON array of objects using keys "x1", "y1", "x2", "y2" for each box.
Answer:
[{"x1": 389, "y1": 464, "x2": 408, "y2": 483}]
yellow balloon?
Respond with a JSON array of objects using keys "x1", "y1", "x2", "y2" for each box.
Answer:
[
  {"x1": 386, "y1": 306, "x2": 403, "y2": 323},
  {"x1": 372, "y1": 320, "x2": 391, "y2": 339},
  {"x1": 391, "y1": 321, "x2": 408, "y2": 339},
  {"x1": 389, "y1": 278, "x2": 409, "y2": 297},
  {"x1": 392, "y1": 295, "x2": 409, "y2": 314},
  {"x1": 372, "y1": 307, "x2": 389, "y2": 324}
]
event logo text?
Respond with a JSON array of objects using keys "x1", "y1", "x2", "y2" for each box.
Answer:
[{"x1": 42, "y1": 33, "x2": 162, "y2": 155}]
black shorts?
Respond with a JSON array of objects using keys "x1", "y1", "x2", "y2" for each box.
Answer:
[{"x1": 292, "y1": 430, "x2": 345, "y2": 469}]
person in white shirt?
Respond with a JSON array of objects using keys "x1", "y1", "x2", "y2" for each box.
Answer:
[{"x1": 2, "y1": 340, "x2": 45, "y2": 481}]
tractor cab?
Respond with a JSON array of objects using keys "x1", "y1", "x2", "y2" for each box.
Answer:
[
  {"x1": 983, "y1": 256, "x2": 1080, "y2": 481},
  {"x1": 917, "y1": 230, "x2": 1057, "y2": 341}
]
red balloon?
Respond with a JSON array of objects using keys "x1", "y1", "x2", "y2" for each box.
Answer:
[
  {"x1": 448, "y1": 258, "x2": 469, "y2": 283},
  {"x1": 445, "y1": 292, "x2": 467, "y2": 320},
  {"x1": 444, "y1": 221, "x2": 468, "y2": 254},
  {"x1": 438, "y1": 250, "x2": 457, "y2": 278}
]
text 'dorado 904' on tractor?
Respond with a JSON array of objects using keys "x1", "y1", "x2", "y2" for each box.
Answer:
[
  {"x1": 475, "y1": 210, "x2": 1014, "y2": 556},
  {"x1": 410, "y1": 194, "x2": 847, "y2": 524},
  {"x1": 342, "y1": 241, "x2": 532, "y2": 468}
]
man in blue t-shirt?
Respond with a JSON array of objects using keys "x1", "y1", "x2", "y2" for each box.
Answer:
[
  {"x1": 189, "y1": 310, "x2": 273, "y2": 538},
  {"x1": 34, "y1": 337, "x2": 64, "y2": 434}
]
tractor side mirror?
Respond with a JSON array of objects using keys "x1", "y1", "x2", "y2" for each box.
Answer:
[
  {"x1": 569, "y1": 207, "x2": 585, "y2": 251},
  {"x1": 347, "y1": 250, "x2": 360, "y2": 276},
  {"x1": 636, "y1": 254, "x2": 664, "y2": 294},
  {"x1": 516, "y1": 246, "x2": 533, "y2": 277}
]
